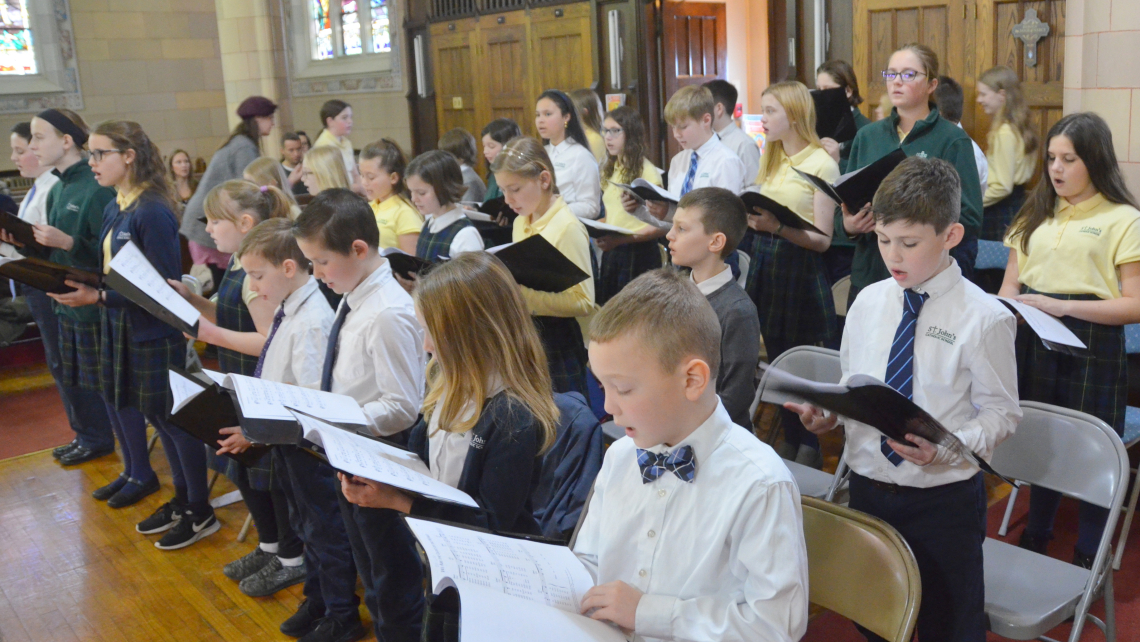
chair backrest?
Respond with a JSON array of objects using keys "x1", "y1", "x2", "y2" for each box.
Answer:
[
  {"x1": 751, "y1": 346, "x2": 842, "y2": 417},
  {"x1": 974, "y1": 239, "x2": 1009, "y2": 271},
  {"x1": 1124, "y1": 324, "x2": 1140, "y2": 354},
  {"x1": 801, "y1": 496, "x2": 921, "y2": 642},
  {"x1": 735, "y1": 250, "x2": 750, "y2": 289},
  {"x1": 991, "y1": 401, "x2": 1128, "y2": 510},
  {"x1": 832, "y1": 275, "x2": 852, "y2": 317}
]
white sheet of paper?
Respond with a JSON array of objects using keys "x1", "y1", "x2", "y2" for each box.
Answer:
[
  {"x1": 294, "y1": 414, "x2": 477, "y2": 507},
  {"x1": 169, "y1": 370, "x2": 206, "y2": 414},
  {"x1": 202, "y1": 368, "x2": 228, "y2": 387},
  {"x1": 405, "y1": 517, "x2": 596, "y2": 613},
  {"x1": 107, "y1": 241, "x2": 200, "y2": 327},
  {"x1": 581, "y1": 218, "x2": 635, "y2": 236},
  {"x1": 995, "y1": 296, "x2": 1087, "y2": 349},
  {"x1": 225, "y1": 373, "x2": 367, "y2": 425},
  {"x1": 463, "y1": 210, "x2": 494, "y2": 222},
  {"x1": 440, "y1": 577, "x2": 627, "y2": 642}
]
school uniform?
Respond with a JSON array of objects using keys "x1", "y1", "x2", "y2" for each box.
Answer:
[
  {"x1": 371, "y1": 195, "x2": 423, "y2": 251},
  {"x1": 982, "y1": 123, "x2": 1034, "y2": 241},
  {"x1": 839, "y1": 106, "x2": 984, "y2": 303},
  {"x1": 416, "y1": 207, "x2": 483, "y2": 262},
  {"x1": 1007, "y1": 193, "x2": 1140, "y2": 556},
  {"x1": 405, "y1": 390, "x2": 544, "y2": 534},
  {"x1": 841, "y1": 260, "x2": 1019, "y2": 642},
  {"x1": 458, "y1": 163, "x2": 486, "y2": 203},
  {"x1": 546, "y1": 139, "x2": 602, "y2": 220},
  {"x1": 314, "y1": 129, "x2": 356, "y2": 177},
  {"x1": 513, "y1": 197, "x2": 596, "y2": 399},
  {"x1": 666, "y1": 134, "x2": 747, "y2": 201},
  {"x1": 573, "y1": 399, "x2": 809, "y2": 642},
  {"x1": 716, "y1": 122, "x2": 761, "y2": 188},
  {"x1": 585, "y1": 127, "x2": 607, "y2": 164},
  {"x1": 694, "y1": 267, "x2": 761, "y2": 429},
  {"x1": 261, "y1": 277, "x2": 361, "y2": 628},
  {"x1": 483, "y1": 172, "x2": 502, "y2": 202},
  {"x1": 323, "y1": 261, "x2": 426, "y2": 641},
  {"x1": 598, "y1": 160, "x2": 664, "y2": 304}
]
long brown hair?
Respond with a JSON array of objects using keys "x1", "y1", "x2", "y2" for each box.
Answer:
[
  {"x1": 601, "y1": 106, "x2": 649, "y2": 184},
  {"x1": 360, "y1": 138, "x2": 411, "y2": 202},
  {"x1": 569, "y1": 88, "x2": 605, "y2": 133},
  {"x1": 93, "y1": 120, "x2": 178, "y2": 212},
  {"x1": 1008, "y1": 112, "x2": 1139, "y2": 253},
  {"x1": 979, "y1": 65, "x2": 1039, "y2": 157},
  {"x1": 244, "y1": 157, "x2": 298, "y2": 207},
  {"x1": 168, "y1": 149, "x2": 199, "y2": 194},
  {"x1": 222, "y1": 117, "x2": 261, "y2": 152},
  {"x1": 415, "y1": 252, "x2": 558, "y2": 451}
]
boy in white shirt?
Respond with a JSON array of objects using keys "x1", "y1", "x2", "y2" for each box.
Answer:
[
  {"x1": 703, "y1": 79, "x2": 761, "y2": 187},
  {"x1": 215, "y1": 219, "x2": 363, "y2": 641},
  {"x1": 293, "y1": 189, "x2": 427, "y2": 642},
  {"x1": 789, "y1": 157, "x2": 1020, "y2": 642},
  {"x1": 576, "y1": 268, "x2": 808, "y2": 642}
]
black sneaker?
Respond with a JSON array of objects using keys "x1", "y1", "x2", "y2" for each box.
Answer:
[
  {"x1": 281, "y1": 599, "x2": 325, "y2": 638},
  {"x1": 223, "y1": 547, "x2": 275, "y2": 581},
  {"x1": 154, "y1": 508, "x2": 220, "y2": 550},
  {"x1": 107, "y1": 476, "x2": 160, "y2": 509},
  {"x1": 92, "y1": 473, "x2": 129, "y2": 501},
  {"x1": 1018, "y1": 532, "x2": 1049, "y2": 555},
  {"x1": 239, "y1": 558, "x2": 306, "y2": 597},
  {"x1": 52, "y1": 440, "x2": 80, "y2": 459},
  {"x1": 136, "y1": 500, "x2": 184, "y2": 534},
  {"x1": 298, "y1": 617, "x2": 366, "y2": 642}
]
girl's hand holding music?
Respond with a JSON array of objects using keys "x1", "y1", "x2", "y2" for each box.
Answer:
[
  {"x1": 216, "y1": 426, "x2": 253, "y2": 455},
  {"x1": 166, "y1": 278, "x2": 192, "y2": 300},
  {"x1": 747, "y1": 208, "x2": 779, "y2": 234},
  {"x1": 48, "y1": 280, "x2": 100, "y2": 307},
  {"x1": 594, "y1": 234, "x2": 627, "y2": 252},
  {"x1": 395, "y1": 271, "x2": 418, "y2": 294},
  {"x1": 581, "y1": 581, "x2": 642, "y2": 632},
  {"x1": 841, "y1": 203, "x2": 876, "y2": 235},
  {"x1": 193, "y1": 317, "x2": 222, "y2": 344},
  {"x1": 820, "y1": 137, "x2": 841, "y2": 163},
  {"x1": 33, "y1": 224, "x2": 74, "y2": 251},
  {"x1": 646, "y1": 200, "x2": 669, "y2": 221},
  {"x1": 1014, "y1": 293, "x2": 1071, "y2": 318},
  {"x1": 338, "y1": 472, "x2": 414, "y2": 512},
  {"x1": 0, "y1": 229, "x2": 23, "y2": 247},
  {"x1": 620, "y1": 191, "x2": 641, "y2": 213}
]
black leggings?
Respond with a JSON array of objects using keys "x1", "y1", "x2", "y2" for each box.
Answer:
[{"x1": 234, "y1": 473, "x2": 304, "y2": 559}]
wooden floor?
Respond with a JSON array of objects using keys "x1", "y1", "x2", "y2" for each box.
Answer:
[{"x1": 0, "y1": 442, "x2": 373, "y2": 642}]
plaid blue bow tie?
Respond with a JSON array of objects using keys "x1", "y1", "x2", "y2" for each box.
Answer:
[{"x1": 636, "y1": 445, "x2": 697, "y2": 484}]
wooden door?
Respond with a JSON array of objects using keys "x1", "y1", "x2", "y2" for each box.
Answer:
[
  {"x1": 430, "y1": 18, "x2": 480, "y2": 141},
  {"x1": 477, "y1": 12, "x2": 531, "y2": 135},
  {"x1": 529, "y1": 3, "x2": 596, "y2": 99},
  {"x1": 661, "y1": 1, "x2": 727, "y2": 160}
]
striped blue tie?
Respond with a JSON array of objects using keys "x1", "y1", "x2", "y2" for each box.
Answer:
[
  {"x1": 680, "y1": 151, "x2": 700, "y2": 196},
  {"x1": 881, "y1": 289, "x2": 929, "y2": 465}
]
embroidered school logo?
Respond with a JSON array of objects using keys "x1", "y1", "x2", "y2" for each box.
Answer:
[
  {"x1": 116, "y1": 231, "x2": 131, "y2": 240},
  {"x1": 471, "y1": 435, "x2": 486, "y2": 450},
  {"x1": 66, "y1": 203, "x2": 80, "y2": 212},
  {"x1": 925, "y1": 326, "x2": 956, "y2": 345},
  {"x1": 915, "y1": 151, "x2": 928, "y2": 159},
  {"x1": 1079, "y1": 225, "x2": 1102, "y2": 237}
]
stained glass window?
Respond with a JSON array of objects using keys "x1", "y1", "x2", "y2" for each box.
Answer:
[
  {"x1": 341, "y1": 0, "x2": 361, "y2": 56},
  {"x1": 370, "y1": 0, "x2": 389, "y2": 53},
  {"x1": 308, "y1": 0, "x2": 388, "y2": 61},
  {"x1": 311, "y1": 0, "x2": 333, "y2": 60},
  {"x1": 1, "y1": 0, "x2": 36, "y2": 75}
]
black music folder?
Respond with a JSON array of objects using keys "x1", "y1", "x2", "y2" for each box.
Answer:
[
  {"x1": 0, "y1": 211, "x2": 47, "y2": 253},
  {"x1": 613, "y1": 178, "x2": 677, "y2": 204},
  {"x1": 486, "y1": 234, "x2": 590, "y2": 293},
  {"x1": 0, "y1": 256, "x2": 102, "y2": 294},
  {"x1": 380, "y1": 248, "x2": 434, "y2": 281},
  {"x1": 166, "y1": 368, "x2": 269, "y2": 467},
  {"x1": 795, "y1": 148, "x2": 908, "y2": 212},
  {"x1": 740, "y1": 191, "x2": 824, "y2": 235},
  {"x1": 811, "y1": 87, "x2": 858, "y2": 144},
  {"x1": 581, "y1": 218, "x2": 636, "y2": 239}
]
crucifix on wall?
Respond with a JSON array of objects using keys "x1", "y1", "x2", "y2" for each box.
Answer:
[{"x1": 1011, "y1": 9, "x2": 1051, "y2": 68}]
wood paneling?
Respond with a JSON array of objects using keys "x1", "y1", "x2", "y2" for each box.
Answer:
[
  {"x1": 430, "y1": 19, "x2": 480, "y2": 140},
  {"x1": 661, "y1": 1, "x2": 727, "y2": 160},
  {"x1": 530, "y1": 3, "x2": 595, "y2": 95}
]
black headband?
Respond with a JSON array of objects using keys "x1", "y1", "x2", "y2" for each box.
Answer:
[{"x1": 35, "y1": 109, "x2": 88, "y2": 147}]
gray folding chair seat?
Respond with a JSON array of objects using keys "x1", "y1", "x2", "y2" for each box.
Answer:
[
  {"x1": 983, "y1": 538, "x2": 1096, "y2": 637},
  {"x1": 784, "y1": 459, "x2": 838, "y2": 500}
]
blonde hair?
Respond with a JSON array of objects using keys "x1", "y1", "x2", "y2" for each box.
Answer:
[
  {"x1": 204, "y1": 179, "x2": 293, "y2": 225},
  {"x1": 979, "y1": 65, "x2": 1039, "y2": 157},
  {"x1": 489, "y1": 136, "x2": 557, "y2": 191},
  {"x1": 663, "y1": 85, "x2": 716, "y2": 126},
  {"x1": 755, "y1": 81, "x2": 823, "y2": 184},
  {"x1": 303, "y1": 145, "x2": 352, "y2": 192},
  {"x1": 415, "y1": 252, "x2": 558, "y2": 451},
  {"x1": 244, "y1": 157, "x2": 299, "y2": 206}
]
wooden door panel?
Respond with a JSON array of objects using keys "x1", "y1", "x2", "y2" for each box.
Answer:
[
  {"x1": 661, "y1": 1, "x2": 727, "y2": 160},
  {"x1": 479, "y1": 14, "x2": 530, "y2": 143},
  {"x1": 430, "y1": 20, "x2": 479, "y2": 139},
  {"x1": 530, "y1": 4, "x2": 594, "y2": 99}
]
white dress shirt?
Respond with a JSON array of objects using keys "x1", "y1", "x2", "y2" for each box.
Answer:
[
  {"x1": 426, "y1": 206, "x2": 484, "y2": 255},
  {"x1": 957, "y1": 122, "x2": 989, "y2": 194},
  {"x1": 328, "y1": 261, "x2": 427, "y2": 437},
  {"x1": 840, "y1": 260, "x2": 1020, "y2": 487},
  {"x1": 546, "y1": 139, "x2": 602, "y2": 220},
  {"x1": 649, "y1": 134, "x2": 747, "y2": 223},
  {"x1": 691, "y1": 265, "x2": 733, "y2": 296},
  {"x1": 573, "y1": 399, "x2": 809, "y2": 642},
  {"x1": 716, "y1": 123, "x2": 761, "y2": 188},
  {"x1": 258, "y1": 276, "x2": 333, "y2": 389},
  {"x1": 2, "y1": 170, "x2": 58, "y2": 259}
]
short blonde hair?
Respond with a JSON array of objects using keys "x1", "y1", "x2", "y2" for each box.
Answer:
[
  {"x1": 303, "y1": 145, "x2": 352, "y2": 192},
  {"x1": 590, "y1": 268, "x2": 721, "y2": 377},
  {"x1": 663, "y1": 85, "x2": 716, "y2": 126}
]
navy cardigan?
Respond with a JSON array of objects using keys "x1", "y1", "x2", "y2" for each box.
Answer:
[
  {"x1": 100, "y1": 194, "x2": 184, "y2": 342},
  {"x1": 407, "y1": 391, "x2": 544, "y2": 535}
]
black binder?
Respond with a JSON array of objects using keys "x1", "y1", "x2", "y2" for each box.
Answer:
[
  {"x1": 165, "y1": 369, "x2": 269, "y2": 467},
  {"x1": 0, "y1": 256, "x2": 102, "y2": 294},
  {"x1": 104, "y1": 269, "x2": 200, "y2": 337},
  {"x1": 794, "y1": 148, "x2": 908, "y2": 212},
  {"x1": 811, "y1": 87, "x2": 858, "y2": 144},
  {"x1": 739, "y1": 191, "x2": 824, "y2": 235},
  {"x1": 487, "y1": 234, "x2": 590, "y2": 293},
  {"x1": 380, "y1": 248, "x2": 434, "y2": 281},
  {"x1": 475, "y1": 197, "x2": 517, "y2": 224},
  {"x1": 0, "y1": 211, "x2": 47, "y2": 253}
]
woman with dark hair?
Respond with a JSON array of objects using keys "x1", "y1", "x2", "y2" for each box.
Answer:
[
  {"x1": 479, "y1": 118, "x2": 521, "y2": 202},
  {"x1": 1000, "y1": 112, "x2": 1140, "y2": 569},
  {"x1": 169, "y1": 148, "x2": 197, "y2": 206},
  {"x1": 535, "y1": 89, "x2": 601, "y2": 221},
  {"x1": 179, "y1": 96, "x2": 277, "y2": 291}
]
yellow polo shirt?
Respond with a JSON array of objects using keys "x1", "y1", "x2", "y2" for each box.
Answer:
[
  {"x1": 1005, "y1": 193, "x2": 1140, "y2": 300},
  {"x1": 371, "y1": 195, "x2": 423, "y2": 249},
  {"x1": 512, "y1": 196, "x2": 596, "y2": 318},
  {"x1": 759, "y1": 144, "x2": 840, "y2": 226},
  {"x1": 984, "y1": 123, "x2": 1036, "y2": 206},
  {"x1": 602, "y1": 160, "x2": 663, "y2": 234},
  {"x1": 314, "y1": 129, "x2": 355, "y2": 173},
  {"x1": 585, "y1": 128, "x2": 607, "y2": 164}
]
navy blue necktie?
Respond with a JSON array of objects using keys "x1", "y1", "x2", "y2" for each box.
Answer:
[
  {"x1": 680, "y1": 151, "x2": 700, "y2": 196},
  {"x1": 253, "y1": 305, "x2": 286, "y2": 379},
  {"x1": 637, "y1": 445, "x2": 697, "y2": 483},
  {"x1": 320, "y1": 301, "x2": 351, "y2": 392},
  {"x1": 881, "y1": 289, "x2": 929, "y2": 465}
]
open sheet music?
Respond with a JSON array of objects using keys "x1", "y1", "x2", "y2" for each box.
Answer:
[
  {"x1": 795, "y1": 148, "x2": 907, "y2": 212},
  {"x1": 223, "y1": 372, "x2": 368, "y2": 425},
  {"x1": 993, "y1": 296, "x2": 1088, "y2": 354},
  {"x1": 612, "y1": 178, "x2": 676, "y2": 204},
  {"x1": 406, "y1": 518, "x2": 626, "y2": 642},
  {"x1": 292, "y1": 411, "x2": 478, "y2": 508},
  {"x1": 106, "y1": 241, "x2": 200, "y2": 336},
  {"x1": 166, "y1": 369, "x2": 267, "y2": 467}
]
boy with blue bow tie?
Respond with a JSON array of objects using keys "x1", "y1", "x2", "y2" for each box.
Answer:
[{"x1": 574, "y1": 268, "x2": 809, "y2": 642}]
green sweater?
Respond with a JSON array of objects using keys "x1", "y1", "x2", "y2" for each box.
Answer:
[
  {"x1": 45, "y1": 161, "x2": 116, "y2": 322},
  {"x1": 484, "y1": 171, "x2": 502, "y2": 202},
  {"x1": 835, "y1": 106, "x2": 983, "y2": 293}
]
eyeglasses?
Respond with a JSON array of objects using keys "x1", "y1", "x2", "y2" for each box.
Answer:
[
  {"x1": 601, "y1": 127, "x2": 624, "y2": 138},
  {"x1": 89, "y1": 149, "x2": 123, "y2": 162},
  {"x1": 881, "y1": 70, "x2": 927, "y2": 83}
]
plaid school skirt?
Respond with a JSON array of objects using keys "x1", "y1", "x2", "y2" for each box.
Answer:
[
  {"x1": 747, "y1": 233, "x2": 838, "y2": 358},
  {"x1": 1015, "y1": 289, "x2": 1127, "y2": 436},
  {"x1": 59, "y1": 316, "x2": 103, "y2": 393},
  {"x1": 598, "y1": 241, "x2": 663, "y2": 305},
  {"x1": 534, "y1": 316, "x2": 590, "y2": 400},
  {"x1": 99, "y1": 310, "x2": 184, "y2": 417},
  {"x1": 982, "y1": 185, "x2": 1026, "y2": 242}
]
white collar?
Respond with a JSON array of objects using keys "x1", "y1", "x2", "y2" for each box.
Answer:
[
  {"x1": 344, "y1": 260, "x2": 394, "y2": 310},
  {"x1": 690, "y1": 265, "x2": 733, "y2": 296},
  {"x1": 34, "y1": 171, "x2": 60, "y2": 188},
  {"x1": 282, "y1": 276, "x2": 321, "y2": 317},
  {"x1": 904, "y1": 258, "x2": 962, "y2": 302},
  {"x1": 428, "y1": 206, "x2": 466, "y2": 233},
  {"x1": 715, "y1": 122, "x2": 740, "y2": 138},
  {"x1": 693, "y1": 134, "x2": 722, "y2": 158},
  {"x1": 644, "y1": 399, "x2": 733, "y2": 469}
]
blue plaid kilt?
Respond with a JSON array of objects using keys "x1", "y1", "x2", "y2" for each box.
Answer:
[
  {"x1": 982, "y1": 185, "x2": 1026, "y2": 242},
  {"x1": 58, "y1": 316, "x2": 102, "y2": 392},
  {"x1": 598, "y1": 240, "x2": 663, "y2": 305},
  {"x1": 534, "y1": 316, "x2": 589, "y2": 400},
  {"x1": 99, "y1": 310, "x2": 183, "y2": 416},
  {"x1": 1015, "y1": 289, "x2": 1127, "y2": 436},
  {"x1": 746, "y1": 232, "x2": 838, "y2": 358}
]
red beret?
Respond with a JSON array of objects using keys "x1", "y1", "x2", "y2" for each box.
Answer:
[{"x1": 237, "y1": 96, "x2": 278, "y2": 119}]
